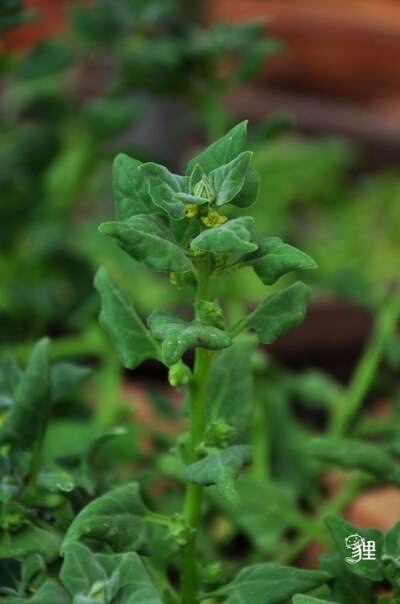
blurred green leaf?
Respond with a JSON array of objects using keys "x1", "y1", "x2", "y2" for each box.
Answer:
[{"x1": 94, "y1": 267, "x2": 160, "y2": 369}]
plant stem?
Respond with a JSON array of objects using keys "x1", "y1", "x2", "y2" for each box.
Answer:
[
  {"x1": 180, "y1": 257, "x2": 213, "y2": 604},
  {"x1": 328, "y1": 293, "x2": 400, "y2": 438}
]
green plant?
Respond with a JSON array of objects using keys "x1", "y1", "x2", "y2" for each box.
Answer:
[{"x1": 84, "y1": 120, "x2": 329, "y2": 603}]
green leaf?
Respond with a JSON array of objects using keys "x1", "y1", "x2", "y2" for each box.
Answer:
[
  {"x1": 99, "y1": 214, "x2": 189, "y2": 272},
  {"x1": 0, "y1": 524, "x2": 63, "y2": 563},
  {"x1": 324, "y1": 515, "x2": 384, "y2": 581},
  {"x1": 60, "y1": 542, "x2": 107, "y2": 597},
  {"x1": 209, "y1": 563, "x2": 330, "y2": 603},
  {"x1": 50, "y1": 363, "x2": 91, "y2": 403},
  {"x1": 248, "y1": 282, "x2": 311, "y2": 344},
  {"x1": 207, "y1": 337, "x2": 255, "y2": 432},
  {"x1": 0, "y1": 580, "x2": 70, "y2": 604},
  {"x1": 94, "y1": 267, "x2": 160, "y2": 369},
  {"x1": 0, "y1": 357, "x2": 21, "y2": 409},
  {"x1": 319, "y1": 553, "x2": 373, "y2": 604},
  {"x1": 293, "y1": 596, "x2": 336, "y2": 604},
  {"x1": 62, "y1": 483, "x2": 153, "y2": 555},
  {"x1": 184, "y1": 445, "x2": 252, "y2": 506},
  {"x1": 0, "y1": 339, "x2": 50, "y2": 448},
  {"x1": 113, "y1": 154, "x2": 157, "y2": 220},
  {"x1": 245, "y1": 237, "x2": 317, "y2": 285},
  {"x1": 186, "y1": 121, "x2": 248, "y2": 175},
  {"x1": 191, "y1": 217, "x2": 257, "y2": 254},
  {"x1": 209, "y1": 151, "x2": 252, "y2": 206},
  {"x1": 21, "y1": 554, "x2": 46, "y2": 593},
  {"x1": 208, "y1": 477, "x2": 297, "y2": 556},
  {"x1": 117, "y1": 583, "x2": 162, "y2": 604},
  {"x1": 286, "y1": 370, "x2": 342, "y2": 410},
  {"x1": 229, "y1": 164, "x2": 260, "y2": 208},
  {"x1": 310, "y1": 438, "x2": 400, "y2": 486},
  {"x1": 147, "y1": 310, "x2": 232, "y2": 366},
  {"x1": 382, "y1": 520, "x2": 400, "y2": 568},
  {"x1": 139, "y1": 163, "x2": 189, "y2": 220}
]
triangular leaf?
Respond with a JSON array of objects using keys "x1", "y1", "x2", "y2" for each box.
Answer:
[
  {"x1": 209, "y1": 151, "x2": 252, "y2": 206},
  {"x1": 139, "y1": 163, "x2": 189, "y2": 220},
  {"x1": 113, "y1": 154, "x2": 157, "y2": 220},
  {"x1": 191, "y1": 217, "x2": 257, "y2": 254},
  {"x1": 94, "y1": 267, "x2": 160, "y2": 369},
  {"x1": 229, "y1": 163, "x2": 260, "y2": 208},
  {"x1": 186, "y1": 121, "x2": 248, "y2": 175},
  {"x1": 207, "y1": 337, "x2": 256, "y2": 432},
  {"x1": 60, "y1": 542, "x2": 106, "y2": 597},
  {"x1": 62, "y1": 483, "x2": 153, "y2": 555},
  {"x1": 184, "y1": 445, "x2": 253, "y2": 506},
  {"x1": 324, "y1": 515, "x2": 384, "y2": 581},
  {"x1": 147, "y1": 310, "x2": 232, "y2": 366},
  {"x1": 99, "y1": 214, "x2": 190, "y2": 272},
  {"x1": 209, "y1": 563, "x2": 331, "y2": 604},
  {"x1": 248, "y1": 282, "x2": 311, "y2": 344},
  {"x1": 245, "y1": 237, "x2": 317, "y2": 285},
  {"x1": 0, "y1": 339, "x2": 50, "y2": 448}
]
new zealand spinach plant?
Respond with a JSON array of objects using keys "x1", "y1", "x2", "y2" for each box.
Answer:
[{"x1": 81, "y1": 120, "x2": 332, "y2": 603}]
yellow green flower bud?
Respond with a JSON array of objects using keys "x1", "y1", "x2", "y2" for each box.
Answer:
[
  {"x1": 185, "y1": 204, "x2": 198, "y2": 218},
  {"x1": 201, "y1": 210, "x2": 228, "y2": 228}
]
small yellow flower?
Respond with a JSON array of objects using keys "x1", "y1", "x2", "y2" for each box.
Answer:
[
  {"x1": 201, "y1": 210, "x2": 228, "y2": 228},
  {"x1": 185, "y1": 204, "x2": 198, "y2": 218}
]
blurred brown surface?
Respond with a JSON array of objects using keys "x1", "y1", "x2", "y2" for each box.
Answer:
[{"x1": 207, "y1": 0, "x2": 400, "y2": 104}]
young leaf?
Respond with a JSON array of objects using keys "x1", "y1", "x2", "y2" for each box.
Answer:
[
  {"x1": 186, "y1": 121, "x2": 248, "y2": 175},
  {"x1": 310, "y1": 438, "x2": 400, "y2": 486},
  {"x1": 207, "y1": 337, "x2": 256, "y2": 432},
  {"x1": 139, "y1": 162, "x2": 189, "y2": 220},
  {"x1": 0, "y1": 338, "x2": 50, "y2": 448},
  {"x1": 50, "y1": 362, "x2": 91, "y2": 403},
  {"x1": 60, "y1": 542, "x2": 106, "y2": 597},
  {"x1": 0, "y1": 580, "x2": 70, "y2": 604},
  {"x1": 229, "y1": 164, "x2": 260, "y2": 208},
  {"x1": 324, "y1": 515, "x2": 384, "y2": 581},
  {"x1": 184, "y1": 445, "x2": 253, "y2": 506},
  {"x1": 319, "y1": 553, "x2": 373, "y2": 604},
  {"x1": 94, "y1": 267, "x2": 160, "y2": 369},
  {"x1": 209, "y1": 151, "x2": 252, "y2": 206},
  {"x1": 245, "y1": 237, "x2": 317, "y2": 285},
  {"x1": 147, "y1": 310, "x2": 232, "y2": 366},
  {"x1": 99, "y1": 214, "x2": 190, "y2": 272},
  {"x1": 209, "y1": 563, "x2": 331, "y2": 604},
  {"x1": 191, "y1": 217, "x2": 257, "y2": 254},
  {"x1": 247, "y1": 282, "x2": 311, "y2": 344},
  {"x1": 62, "y1": 483, "x2": 153, "y2": 555},
  {"x1": 113, "y1": 154, "x2": 157, "y2": 220}
]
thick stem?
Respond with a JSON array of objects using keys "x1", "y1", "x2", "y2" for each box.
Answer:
[
  {"x1": 180, "y1": 258, "x2": 213, "y2": 604},
  {"x1": 328, "y1": 293, "x2": 400, "y2": 437}
]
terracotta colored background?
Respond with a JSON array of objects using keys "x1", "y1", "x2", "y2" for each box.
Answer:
[
  {"x1": 207, "y1": 0, "x2": 400, "y2": 104},
  {"x1": 3, "y1": 0, "x2": 85, "y2": 51}
]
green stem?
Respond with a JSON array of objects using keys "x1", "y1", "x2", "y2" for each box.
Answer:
[
  {"x1": 329, "y1": 293, "x2": 400, "y2": 437},
  {"x1": 180, "y1": 258, "x2": 213, "y2": 604}
]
